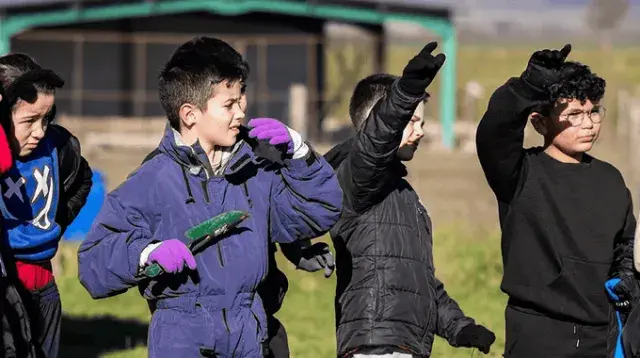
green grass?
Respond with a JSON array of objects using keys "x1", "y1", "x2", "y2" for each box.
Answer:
[{"x1": 55, "y1": 225, "x2": 506, "y2": 358}]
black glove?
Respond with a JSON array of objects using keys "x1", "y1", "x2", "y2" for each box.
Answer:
[
  {"x1": 280, "y1": 242, "x2": 335, "y2": 278},
  {"x1": 397, "y1": 41, "x2": 446, "y2": 96},
  {"x1": 454, "y1": 324, "x2": 496, "y2": 354},
  {"x1": 522, "y1": 44, "x2": 571, "y2": 91},
  {"x1": 608, "y1": 274, "x2": 640, "y2": 311}
]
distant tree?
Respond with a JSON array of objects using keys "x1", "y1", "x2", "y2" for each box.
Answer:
[{"x1": 586, "y1": 0, "x2": 630, "y2": 49}]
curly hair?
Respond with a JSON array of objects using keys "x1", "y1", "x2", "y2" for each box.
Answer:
[{"x1": 547, "y1": 61, "x2": 606, "y2": 105}]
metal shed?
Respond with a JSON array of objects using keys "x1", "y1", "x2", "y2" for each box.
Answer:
[{"x1": 0, "y1": 0, "x2": 457, "y2": 148}]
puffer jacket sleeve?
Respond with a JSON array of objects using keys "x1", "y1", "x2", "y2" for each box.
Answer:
[
  {"x1": 434, "y1": 277, "x2": 474, "y2": 345},
  {"x1": 77, "y1": 164, "x2": 159, "y2": 299},
  {"x1": 269, "y1": 149, "x2": 342, "y2": 243},
  {"x1": 52, "y1": 124, "x2": 93, "y2": 228},
  {"x1": 342, "y1": 80, "x2": 425, "y2": 214}
]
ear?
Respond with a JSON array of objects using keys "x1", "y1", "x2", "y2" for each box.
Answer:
[
  {"x1": 179, "y1": 103, "x2": 198, "y2": 129},
  {"x1": 529, "y1": 112, "x2": 548, "y2": 136}
]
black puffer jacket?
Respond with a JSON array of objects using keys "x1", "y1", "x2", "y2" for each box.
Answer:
[{"x1": 324, "y1": 80, "x2": 474, "y2": 357}]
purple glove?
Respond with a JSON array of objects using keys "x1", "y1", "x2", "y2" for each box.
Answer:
[
  {"x1": 248, "y1": 118, "x2": 293, "y2": 154},
  {"x1": 147, "y1": 239, "x2": 197, "y2": 274}
]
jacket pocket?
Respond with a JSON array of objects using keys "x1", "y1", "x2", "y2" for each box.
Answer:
[{"x1": 546, "y1": 255, "x2": 611, "y2": 323}]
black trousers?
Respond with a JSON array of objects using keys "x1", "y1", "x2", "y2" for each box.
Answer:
[
  {"x1": 1, "y1": 279, "x2": 37, "y2": 358},
  {"x1": 265, "y1": 315, "x2": 289, "y2": 358},
  {"x1": 504, "y1": 305, "x2": 608, "y2": 358}
]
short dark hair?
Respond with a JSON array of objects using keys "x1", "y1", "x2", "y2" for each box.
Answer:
[
  {"x1": 548, "y1": 61, "x2": 606, "y2": 107},
  {"x1": 349, "y1": 73, "x2": 398, "y2": 131},
  {"x1": 159, "y1": 36, "x2": 250, "y2": 130},
  {"x1": 0, "y1": 53, "x2": 63, "y2": 127}
]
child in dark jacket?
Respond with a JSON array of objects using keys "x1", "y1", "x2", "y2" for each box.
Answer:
[
  {"x1": 476, "y1": 45, "x2": 639, "y2": 357},
  {"x1": 0, "y1": 53, "x2": 92, "y2": 358},
  {"x1": 77, "y1": 36, "x2": 342, "y2": 358}
]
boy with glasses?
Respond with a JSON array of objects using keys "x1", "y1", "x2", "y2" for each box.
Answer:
[{"x1": 476, "y1": 45, "x2": 639, "y2": 357}]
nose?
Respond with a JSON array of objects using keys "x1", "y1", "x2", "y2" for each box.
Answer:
[
  {"x1": 234, "y1": 102, "x2": 246, "y2": 122},
  {"x1": 581, "y1": 114, "x2": 594, "y2": 129},
  {"x1": 31, "y1": 122, "x2": 45, "y2": 140}
]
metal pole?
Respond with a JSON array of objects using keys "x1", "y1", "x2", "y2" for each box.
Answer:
[
  {"x1": 0, "y1": 14, "x2": 10, "y2": 55},
  {"x1": 439, "y1": 24, "x2": 457, "y2": 151}
]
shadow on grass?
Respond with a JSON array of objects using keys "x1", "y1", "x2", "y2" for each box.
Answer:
[{"x1": 60, "y1": 314, "x2": 148, "y2": 357}]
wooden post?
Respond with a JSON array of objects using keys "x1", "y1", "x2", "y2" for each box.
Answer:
[
  {"x1": 289, "y1": 84, "x2": 308, "y2": 140},
  {"x1": 628, "y1": 99, "x2": 640, "y2": 198},
  {"x1": 618, "y1": 89, "x2": 630, "y2": 139}
]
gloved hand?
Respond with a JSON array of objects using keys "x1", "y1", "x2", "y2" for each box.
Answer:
[
  {"x1": 522, "y1": 44, "x2": 571, "y2": 91},
  {"x1": 248, "y1": 118, "x2": 294, "y2": 154},
  {"x1": 454, "y1": 324, "x2": 496, "y2": 354},
  {"x1": 397, "y1": 41, "x2": 446, "y2": 96},
  {"x1": 147, "y1": 239, "x2": 197, "y2": 274},
  {"x1": 280, "y1": 241, "x2": 335, "y2": 278},
  {"x1": 606, "y1": 275, "x2": 640, "y2": 311}
]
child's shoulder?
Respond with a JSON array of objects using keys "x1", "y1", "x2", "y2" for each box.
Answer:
[
  {"x1": 587, "y1": 155, "x2": 626, "y2": 182},
  {"x1": 47, "y1": 124, "x2": 78, "y2": 149}
]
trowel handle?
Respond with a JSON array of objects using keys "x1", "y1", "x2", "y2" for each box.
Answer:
[{"x1": 142, "y1": 263, "x2": 164, "y2": 278}]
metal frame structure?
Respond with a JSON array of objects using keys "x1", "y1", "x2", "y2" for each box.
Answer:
[{"x1": 0, "y1": 0, "x2": 458, "y2": 149}]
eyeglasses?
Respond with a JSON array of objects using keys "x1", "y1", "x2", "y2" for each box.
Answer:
[{"x1": 559, "y1": 106, "x2": 606, "y2": 127}]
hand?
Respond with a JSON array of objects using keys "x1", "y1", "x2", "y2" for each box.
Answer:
[
  {"x1": 248, "y1": 118, "x2": 293, "y2": 154},
  {"x1": 606, "y1": 275, "x2": 640, "y2": 311},
  {"x1": 281, "y1": 242, "x2": 335, "y2": 278},
  {"x1": 455, "y1": 324, "x2": 496, "y2": 354},
  {"x1": 147, "y1": 239, "x2": 197, "y2": 274},
  {"x1": 522, "y1": 44, "x2": 571, "y2": 90},
  {"x1": 298, "y1": 243, "x2": 335, "y2": 278},
  {"x1": 397, "y1": 41, "x2": 446, "y2": 96}
]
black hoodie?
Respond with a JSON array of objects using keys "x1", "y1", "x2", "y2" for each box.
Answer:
[{"x1": 476, "y1": 76, "x2": 636, "y2": 326}]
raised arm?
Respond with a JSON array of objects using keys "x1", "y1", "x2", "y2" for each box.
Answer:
[
  {"x1": 344, "y1": 42, "x2": 445, "y2": 213},
  {"x1": 476, "y1": 45, "x2": 572, "y2": 203}
]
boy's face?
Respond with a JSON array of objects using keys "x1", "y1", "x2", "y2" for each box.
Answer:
[
  {"x1": 192, "y1": 80, "x2": 245, "y2": 148},
  {"x1": 11, "y1": 93, "x2": 55, "y2": 158},
  {"x1": 534, "y1": 98, "x2": 602, "y2": 156},
  {"x1": 549, "y1": 100, "x2": 604, "y2": 155},
  {"x1": 397, "y1": 101, "x2": 425, "y2": 161}
]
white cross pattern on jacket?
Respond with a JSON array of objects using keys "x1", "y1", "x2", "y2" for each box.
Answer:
[
  {"x1": 32, "y1": 166, "x2": 54, "y2": 230},
  {"x1": 32, "y1": 166, "x2": 50, "y2": 203}
]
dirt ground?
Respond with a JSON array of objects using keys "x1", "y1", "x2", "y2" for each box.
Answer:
[{"x1": 62, "y1": 117, "x2": 635, "y2": 231}]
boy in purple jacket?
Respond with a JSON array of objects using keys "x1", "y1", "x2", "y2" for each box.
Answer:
[{"x1": 77, "y1": 37, "x2": 342, "y2": 357}]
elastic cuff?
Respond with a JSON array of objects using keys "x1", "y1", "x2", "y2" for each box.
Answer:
[
  {"x1": 393, "y1": 79, "x2": 428, "y2": 103},
  {"x1": 285, "y1": 146, "x2": 319, "y2": 170},
  {"x1": 139, "y1": 242, "x2": 162, "y2": 267},
  {"x1": 127, "y1": 239, "x2": 155, "y2": 276}
]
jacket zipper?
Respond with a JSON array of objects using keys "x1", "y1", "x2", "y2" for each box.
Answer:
[
  {"x1": 201, "y1": 180, "x2": 211, "y2": 203},
  {"x1": 222, "y1": 308, "x2": 230, "y2": 332},
  {"x1": 216, "y1": 243, "x2": 225, "y2": 267}
]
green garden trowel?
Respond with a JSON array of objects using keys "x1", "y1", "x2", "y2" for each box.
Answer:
[{"x1": 142, "y1": 210, "x2": 250, "y2": 278}]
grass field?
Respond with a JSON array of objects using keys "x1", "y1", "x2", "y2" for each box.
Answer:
[{"x1": 55, "y1": 225, "x2": 506, "y2": 358}]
